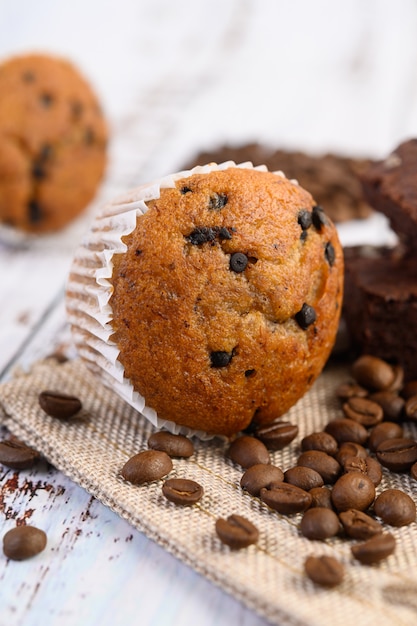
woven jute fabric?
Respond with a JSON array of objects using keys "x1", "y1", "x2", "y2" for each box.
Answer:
[{"x1": 0, "y1": 358, "x2": 416, "y2": 626}]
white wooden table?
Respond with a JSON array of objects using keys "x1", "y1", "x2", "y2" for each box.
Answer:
[{"x1": 0, "y1": 1, "x2": 416, "y2": 624}]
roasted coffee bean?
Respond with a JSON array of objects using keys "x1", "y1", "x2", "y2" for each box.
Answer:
[
  {"x1": 368, "y1": 422, "x2": 404, "y2": 452},
  {"x1": 369, "y1": 391, "x2": 404, "y2": 422},
  {"x1": 254, "y1": 421, "x2": 298, "y2": 450},
  {"x1": 301, "y1": 431, "x2": 338, "y2": 456},
  {"x1": 402, "y1": 380, "x2": 417, "y2": 400},
  {"x1": 260, "y1": 482, "x2": 312, "y2": 514},
  {"x1": 331, "y1": 473, "x2": 375, "y2": 512},
  {"x1": 295, "y1": 303, "x2": 316, "y2": 330},
  {"x1": 351, "y1": 533, "x2": 396, "y2": 565},
  {"x1": 405, "y1": 395, "x2": 417, "y2": 421},
  {"x1": 324, "y1": 418, "x2": 368, "y2": 446},
  {"x1": 215, "y1": 514, "x2": 259, "y2": 549},
  {"x1": 342, "y1": 455, "x2": 382, "y2": 487},
  {"x1": 229, "y1": 252, "x2": 248, "y2": 273},
  {"x1": 376, "y1": 437, "x2": 417, "y2": 472},
  {"x1": 300, "y1": 507, "x2": 340, "y2": 540},
  {"x1": 351, "y1": 355, "x2": 395, "y2": 391},
  {"x1": 374, "y1": 489, "x2": 416, "y2": 527},
  {"x1": 227, "y1": 436, "x2": 269, "y2": 468},
  {"x1": 210, "y1": 350, "x2": 234, "y2": 368},
  {"x1": 411, "y1": 462, "x2": 417, "y2": 481},
  {"x1": 342, "y1": 397, "x2": 383, "y2": 427},
  {"x1": 121, "y1": 450, "x2": 173, "y2": 484},
  {"x1": 284, "y1": 466, "x2": 324, "y2": 491},
  {"x1": 309, "y1": 487, "x2": 334, "y2": 510},
  {"x1": 304, "y1": 555, "x2": 344, "y2": 587},
  {"x1": 387, "y1": 364, "x2": 404, "y2": 392},
  {"x1": 312, "y1": 205, "x2": 328, "y2": 230},
  {"x1": 0, "y1": 439, "x2": 40, "y2": 470},
  {"x1": 336, "y1": 381, "x2": 368, "y2": 401},
  {"x1": 339, "y1": 509, "x2": 383, "y2": 539},
  {"x1": 162, "y1": 478, "x2": 203, "y2": 505},
  {"x1": 240, "y1": 463, "x2": 284, "y2": 497},
  {"x1": 297, "y1": 210, "x2": 312, "y2": 230},
  {"x1": 148, "y1": 431, "x2": 194, "y2": 458},
  {"x1": 38, "y1": 390, "x2": 82, "y2": 419},
  {"x1": 297, "y1": 450, "x2": 341, "y2": 484},
  {"x1": 3, "y1": 526, "x2": 47, "y2": 560},
  {"x1": 335, "y1": 442, "x2": 368, "y2": 466}
]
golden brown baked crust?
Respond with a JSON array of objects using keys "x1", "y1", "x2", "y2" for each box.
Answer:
[
  {"x1": 109, "y1": 167, "x2": 343, "y2": 436},
  {"x1": 0, "y1": 53, "x2": 107, "y2": 233}
]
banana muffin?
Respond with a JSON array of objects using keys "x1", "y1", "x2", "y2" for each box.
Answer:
[
  {"x1": 67, "y1": 163, "x2": 343, "y2": 437},
  {"x1": 0, "y1": 52, "x2": 107, "y2": 233}
]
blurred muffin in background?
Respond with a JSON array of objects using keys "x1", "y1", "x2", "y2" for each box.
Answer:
[
  {"x1": 183, "y1": 143, "x2": 372, "y2": 223},
  {"x1": 0, "y1": 52, "x2": 108, "y2": 234}
]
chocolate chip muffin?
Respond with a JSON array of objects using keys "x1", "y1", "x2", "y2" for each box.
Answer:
[
  {"x1": 67, "y1": 164, "x2": 343, "y2": 437},
  {"x1": 0, "y1": 53, "x2": 107, "y2": 233}
]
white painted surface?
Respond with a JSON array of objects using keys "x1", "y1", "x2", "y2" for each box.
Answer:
[{"x1": 0, "y1": 1, "x2": 416, "y2": 624}]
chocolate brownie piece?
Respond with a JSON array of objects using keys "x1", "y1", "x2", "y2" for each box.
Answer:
[
  {"x1": 343, "y1": 246, "x2": 417, "y2": 381},
  {"x1": 361, "y1": 139, "x2": 417, "y2": 252},
  {"x1": 183, "y1": 144, "x2": 372, "y2": 223}
]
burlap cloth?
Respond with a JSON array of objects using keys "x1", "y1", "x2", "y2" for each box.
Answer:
[{"x1": 0, "y1": 357, "x2": 416, "y2": 626}]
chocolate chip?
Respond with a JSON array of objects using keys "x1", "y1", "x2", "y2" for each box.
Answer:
[
  {"x1": 210, "y1": 350, "x2": 234, "y2": 368},
  {"x1": 208, "y1": 193, "x2": 228, "y2": 210},
  {"x1": 38, "y1": 390, "x2": 82, "y2": 419},
  {"x1": 135, "y1": 249, "x2": 143, "y2": 256},
  {"x1": 187, "y1": 227, "x2": 217, "y2": 245},
  {"x1": 31, "y1": 162, "x2": 46, "y2": 179},
  {"x1": 3, "y1": 526, "x2": 47, "y2": 561},
  {"x1": 245, "y1": 369, "x2": 256, "y2": 377},
  {"x1": 22, "y1": 71, "x2": 35, "y2": 83},
  {"x1": 84, "y1": 127, "x2": 95, "y2": 145},
  {"x1": 71, "y1": 100, "x2": 83, "y2": 119},
  {"x1": 312, "y1": 205, "x2": 328, "y2": 230},
  {"x1": 162, "y1": 478, "x2": 203, "y2": 505},
  {"x1": 298, "y1": 210, "x2": 312, "y2": 230},
  {"x1": 325, "y1": 242, "x2": 335, "y2": 266},
  {"x1": 230, "y1": 252, "x2": 248, "y2": 273},
  {"x1": 218, "y1": 227, "x2": 232, "y2": 240},
  {"x1": 295, "y1": 303, "x2": 316, "y2": 330},
  {"x1": 28, "y1": 200, "x2": 43, "y2": 223},
  {"x1": 180, "y1": 186, "x2": 192, "y2": 194},
  {"x1": 300, "y1": 230, "x2": 308, "y2": 242},
  {"x1": 39, "y1": 144, "x2": 53, "y2": 161},
  {"x1": 40, "y1": 92, "x2": 53, "y2": 107},
  {"x1": 215, "y1": 514, "x2": 258, "y2": 549}
]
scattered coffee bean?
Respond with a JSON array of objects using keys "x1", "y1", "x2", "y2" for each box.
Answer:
[
  {"x1": 309, "y1": 487, "x2": 334, "y2": 510},
  {"x1": 121, "y1": 450, "x2": 173, "y2": 485},
  {"x1": 369, "y1": 391, "x2": 405, "y2": 422},
  {"x1": 162, "y1": 478, "x2": 203, "y2": 505},
  {"x1": 324, "y1": 418, "x2": 368, "y2": 446},
  {"x1": 215, "y1": 514, "x2": 259, "y2": 549},
  {"x1": 229, "y1": 252, "x2": 248, "y2": 273},
  {"x1": 376, "y1": 437, "x2": 417, "y2": 472},
  {"x1": 331, "y1": 473, "x2": 375, "y2": 512},
  {"x1": 0, "y1": 439, "x2": 40, "y2": 470},
  {"x1": 336, "y1": 381, "x2": 368, "y2": 401},
  {"x1": 304, "y1": 555, "x2": 344, "y2": 587},
  {"x1": 297, "y1": 450, "x2": 341, "y2": 484},
  {"x1": 351, "y1": 355, "x2": 395, "y2": 391},
  {"x1": 295, "y1": 303, "x2": 316, "y2": 330},
  {"x1": 342, "y1": 455, "x2": 382, "y2": 487},
  {"x1": 240, "y1": 463, "x2": 284, "y2": 497},
  {"x1": 402, "y1": 380, "x2": 417, "y2": 400},
  {"x1": 284, "y1": 466, "x2": 324, "y2": 491},
  {"x1": 351, "y1": 533, "x2": 396, "y2": 565},
  {"x1": 210, "y1": 350, "x2": 234, "y2": 368},
  {"x1": 312, "y1": 205, "x2": 328, "y2": 230},
  {"x1": 335, "y1": 442, "x2": 367, "y2": 466},
  {"x1": 339, "y1": 509, "x2": 383, "y2": 540},
  {"x1": 387, "y1": 364, "x2": 404, "y2": 392},
  {"x1": 411, "y1": 462, "x2": 417, "y2": 481},
  {"x1": 148, "y1": 432, "x2": 194, "y2": 458},
  {"x1": 254, "y1": 421, "x2": 298, "y2": 450},
  {"x1": 227, "y1": 436, "x2": 269, "y2": 469},
  {"x1": 405, "y1": 395, "x2": 417, "y2": 421},
  {"x1": 368, "y1": 422, "x2": 404, "y2": 452},
  {"x1": 260, "y1": 482, "x2": 312, "y2": 514},
  {"x1": 38, "y1": 390, "x2": 82, "y2": 419},
  {"x1": 3, "y1": 526, "x2": 47, "y2": 560},
  {"x1": 300, "y1": 507, "x2": 340, "y2": 540},
  {"x1": 301, "y1": 431, "x2": 338, "y2": 456},
  {"x1": 342, "y1": 397, "x2": 383, "y2": 427},
  {"x1": 374, "y1": 489, "x2": 416, "y2": 527}
]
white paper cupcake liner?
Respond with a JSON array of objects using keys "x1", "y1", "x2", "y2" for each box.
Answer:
[{"x1": 66, "y1": 161, "x2": 289, "y2": 439}]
